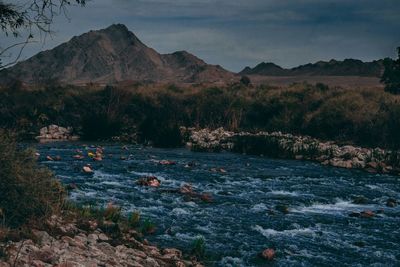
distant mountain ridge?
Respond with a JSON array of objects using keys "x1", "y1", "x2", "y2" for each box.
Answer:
[
  {"x1": 0, "y1": 24, "x2": 388, "y2": 85},
  {"x1": 0, "y1": 24, "x2": 234, "y2": 85},
  {"x1": 240, "y1": 59, "x2": 385, "y2": 77}
]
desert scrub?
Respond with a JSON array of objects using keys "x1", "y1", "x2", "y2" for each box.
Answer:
[{"x1": 0, "y1": 131, "x2": 65, "y2": 228}]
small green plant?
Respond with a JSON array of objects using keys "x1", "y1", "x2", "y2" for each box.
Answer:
[
  {"x1": 141, "y1": 218, "x2": 156, "y2": 234},
  {"x1": 191, "y1": 236, "x2": 206, "y2": 260},
  {"x1": 104, "y1": 204, "x2": 122, "y2": 223},
  {"x1": 128, "y1": 211, "x2": 141, "y2": 228}
]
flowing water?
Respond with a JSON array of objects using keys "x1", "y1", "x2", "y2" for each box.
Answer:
[{"x1": 35, "y1": 142, "x2": 400, "y2": 266}]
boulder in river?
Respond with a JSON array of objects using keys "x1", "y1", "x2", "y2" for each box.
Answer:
[
  {"x1": 386, "y1": 198, "x2": 398, "y2": 207},
  {"x1": 82, "y1": 165, "x2": 94, "y2": 174},
  {"x1": 360, "y1": 210, "x2": 375, "y2": 218},
  {"x1": 137, "y1": 176, "x2": 161, "y2": 187},
  {"x1": 261, "y1": 248, "x2": 275, "y2": 261}
]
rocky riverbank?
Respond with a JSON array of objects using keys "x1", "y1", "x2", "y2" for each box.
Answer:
[
  {"x1": 36, "y1": 125, "x2": 80, "y2": 142},
  {"x1": 0, "y1": 214, "x2": 202, "y2": 267},
  {"x1": 181, "y1": 127, "x2": 400, "y2": 175}
]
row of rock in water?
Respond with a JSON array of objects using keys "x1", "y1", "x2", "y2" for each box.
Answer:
[
  {"x1": 181, "y1": 127, "x2": 400, "y2": 175},
  {"x1": 35, "y1": 125, "x2": 400, "y2": 175}
]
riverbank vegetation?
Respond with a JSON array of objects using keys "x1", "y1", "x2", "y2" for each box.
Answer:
[
  {"x1": 1, "y1": 80, "x2": 400, "y2": 149},
  {"x1": 0, "y1": 131, "x2": 202, "y2": 265}
]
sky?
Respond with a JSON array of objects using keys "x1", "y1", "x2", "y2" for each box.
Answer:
[{"x1": 1, "y1": 0, "x2": 399, "y2": 72}]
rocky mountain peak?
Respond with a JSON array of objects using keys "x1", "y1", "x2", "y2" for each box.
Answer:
[{"x1": 0, "y1": 24, "x2": 234, "y2": 85}]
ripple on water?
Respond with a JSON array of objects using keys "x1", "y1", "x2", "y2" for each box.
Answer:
[
  {"x1": 35, "y1": 143, "x2": 400, "y2": 267},
  {"x1": 266, "y1": 190, "x2": 300, "y2": 197},
  {"x1": 291, "y1": 199, "x2": 376, "y2": 215},
  {"x1": 252, "y1": 225, "x2": 317, "y2": 238}
]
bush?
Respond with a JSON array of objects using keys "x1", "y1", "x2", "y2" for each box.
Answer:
[
  {"x1": 0, "y1": 131, "x2": 65, "y2": 228},
  {"x1": 382, "y1": 47, "x2": 400, "y2": 94},
  {"x1": 191, "y1": 236, "x2": 206, "y2": 259},
  {"x1": 81, "y1": 113, "x2": 123, "y2": 140}
]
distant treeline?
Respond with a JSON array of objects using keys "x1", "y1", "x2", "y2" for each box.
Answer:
[{"x1": 1, "y1": 81, "x2": 400, "y2": 149}]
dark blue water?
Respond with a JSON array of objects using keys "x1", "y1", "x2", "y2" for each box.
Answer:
[{"x1": 35, "y1": 142, "x2": 400, "y2": 266}]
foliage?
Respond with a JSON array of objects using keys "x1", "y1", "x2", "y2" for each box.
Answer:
[
  {"x1": 0, "y1": 0, "x2": 87, "y2": 68},
  {"x1": 240, "y1": 75, "x2": 251, "y2": 86},
  {"x1": 140, "y1": 218, "x2": 156, "y2": 235},
  {"x1": 381, "y1": 47, "x2": 400, "y2": 94},
  {"x1": 128, "y1": 211, "x2": 141, "y2": 228},
  {"x1": 103, "y1": 204, "x2": 122, "y2": 223},
  {"x1": 2, "y1": 81, "x2": 400, "y2": 149},
  {"x1": 0, "y1": 130, "x2": 65, "y2": 227},
  {"x1": 191, "y1": 236, "x2": 206, "y2": 259}
]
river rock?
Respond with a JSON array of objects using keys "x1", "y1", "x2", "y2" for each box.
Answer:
[
  {"x1": 386, "y1": 198, "x2": 398, "y2": 207},
  {"x1": 180, "y1": 127, "x2": 400, "y2": 176},
  {"x1": 36, "y1": 125, "x2": 79, "y2": 142},
  {"x1": 261, "y1": 248, "x2": 275, "y2": 261}
]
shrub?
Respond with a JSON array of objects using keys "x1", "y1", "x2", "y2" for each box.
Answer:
[
  {"x1": 103, "y1": 203, "x2": 122, "y2": 223},
  {"x1": 81, "y1": 113, "x2": 123, "y2": 140},
  {"x1": 382, "y1": 47, "x2": 400, "y2": 94},
  {"x1": 140, "y1": 218, "x2": 156, "y2": 234},
  {"x1": 240, "y1": 75, "x2": 251, "y2": 86},
  {"x1": 0, "y1": 131, "x2": 65, "y2": 228},
  {"x1": 191, "y1": 236, "x2": 206, "y2": 259},
  {"x1": 128, "y1": 211, "x2": 141, "y2": 228}
]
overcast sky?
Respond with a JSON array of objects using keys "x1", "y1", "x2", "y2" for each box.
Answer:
[{"x1": 1, "y1": 0, "x2": 399, "y2": 72}]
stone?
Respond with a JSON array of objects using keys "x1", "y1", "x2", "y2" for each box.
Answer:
[
  {"x1": 367, "y1": 161, "x2": 378, "y2": 169},
  {"x1": 40, "y1": 127, "x2": 48, "y2": 135},
  {"x1": 143, "y1": 257, "x2": 160, "y2": 267},
  {"x1": 98, "y1": 233, "x2": 109, "y2": 241},
  {"x1": 261, "y1": 248, "x2": 275, "y2": 261},
  {"x1": 36, "y1": 124, "x2": 79, "y2": 141},
  {"x1": 352, "y1": 196, "x2": 369, "y2": 205},
  {"x1": 360, "y1": 210, "x2": 375, "y2": 218},
  {"x1": 163, "y1": 248, "x2": 183, "y2": 259},
  {"x1": 33, "y1": 248, "x2": 56, "y2": 263},
  {"x1": 386, "y1": 198, "x2": 398, "y2": 207},
  {"x1": 82, "y1": 165, "x2": 94, "y2": 174}
]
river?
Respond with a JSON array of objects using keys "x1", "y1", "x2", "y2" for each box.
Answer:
[{"x1": 35, "y1": 142, "x2": 400, "y2": 266}]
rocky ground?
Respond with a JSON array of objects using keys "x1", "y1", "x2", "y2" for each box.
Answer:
[
  {"x1": 0, "y1": 215, "x2": 202, "y2": 267},
  {"x1": 181, "y1": 127, "x2": 400, "y2": 175}
]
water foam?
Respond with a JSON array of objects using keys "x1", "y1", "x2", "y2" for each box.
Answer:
[
  {"x1": 253, "y1": 225, "x2": 316, "y2": 238},
  {"x1": 267, "y1": 190, "x2": 300, "y2": 196},
  {"x1": 292, "y1": 199, "x2": 372, "y2": 214}
]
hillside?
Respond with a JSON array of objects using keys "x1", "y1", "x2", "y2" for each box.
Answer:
[
  {"x1": 0, "y1": 24, "x2": 235, "y2": 85},
  {"x1": 240, "y1": 59, "x2": 385, "y2": 77}
]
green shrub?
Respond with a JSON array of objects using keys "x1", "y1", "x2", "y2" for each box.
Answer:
[
  {"x1": 140, "y1": 218, "x2": 156, "y2": 234},
  {"x1": 381, "y1": 47, "x2": 400, "y2": 94},
  {"x1": 0, "y1": 131, "x2": 65, "y2": 228},
  {"x1": 104, "y1": 203, "x2": 122, "y2": 223},
  {"x1": 128, "y1": 211, "x2": 141, "y2": 228},
  {"x1": 191, "y1": 236, "x2": 206, "y2": 259}
]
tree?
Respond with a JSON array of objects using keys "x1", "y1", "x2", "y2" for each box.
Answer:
[
  {"x1": 0, "y1": 0, "x2": 86, "y2": 69},
  {"x1": 240, "y1": 75, "x2": 251, "y2": 86},
  {"x1": 381, "y1": 47, "x2": 400, "y2": 94}
]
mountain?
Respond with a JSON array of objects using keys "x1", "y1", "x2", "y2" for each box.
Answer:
[
  {"x1": 240, "y1": 59, "x2": 385, "y2": 77},
  {"x1": 0, "y1": 24, "x2": 234, "y2": 85},
  {"x1": 240, "y1": 62, "x2": 287, "y2": 76}
]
